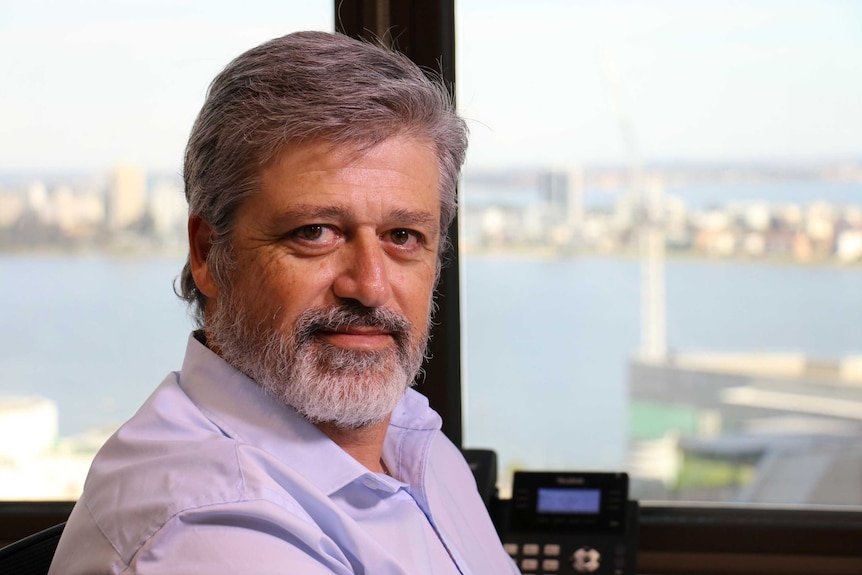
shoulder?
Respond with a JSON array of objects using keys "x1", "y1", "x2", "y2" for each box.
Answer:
[{"x1": 70, "y1": 375, "x2": 311, "y2": 568}]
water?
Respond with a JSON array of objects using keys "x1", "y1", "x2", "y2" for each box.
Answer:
[
  {"x1": 461, "y1": 256, "x2": 862, "y2": 476},
  {"x1": 0, "y1": 255, "x2": 194, "y2": 435},
  {"x1": 2, "y1": 252, "x2": 861, "y2": 478},
  {"x1": 462, "y1": 257, "x2": 639, "y2": 471}
]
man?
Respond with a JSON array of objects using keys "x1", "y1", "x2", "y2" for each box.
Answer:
[{"x1": 49, "y1": 31, "x2": 518, "y2": 575}]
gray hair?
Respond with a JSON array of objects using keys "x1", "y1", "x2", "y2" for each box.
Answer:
[{"x1": 177, "y1": 31, "x2": 468, "y2": 326}]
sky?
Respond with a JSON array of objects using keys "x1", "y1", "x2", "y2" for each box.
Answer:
[
  {"x1": 2, "y1": 0, "x2": 861, "y2": 173},
  {"x1": 457, "y1": 0, "x2": 862, "y2": 169},
  {"x1": 1, "y1": 0, "x2": 333, "y2": 173}
]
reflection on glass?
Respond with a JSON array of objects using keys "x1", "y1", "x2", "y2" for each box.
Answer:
[
  {"x1": 457, "y1": 0, "x2": 862, "y2": 504},
  {"x1": 0, "y1": 1, "x2": 332, "y2": 500}
]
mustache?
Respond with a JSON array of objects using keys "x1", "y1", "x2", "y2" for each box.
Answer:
[{"x1": 292, "y1": 304, "x2": 412, "y2": 350}]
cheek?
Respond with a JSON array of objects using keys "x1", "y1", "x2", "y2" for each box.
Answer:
[
  {"x1": 394, "y1": 266, "x2": 437, "y2": 323},
  {"x1": 241, "y1": 250, "x2": 297, "y2": 293},
  {"x1": 247, "y1": 254, "x2": 340, "y2": 321},
  {"x1": 230, "y1": 253, "x2": 295, "y2": 322}
]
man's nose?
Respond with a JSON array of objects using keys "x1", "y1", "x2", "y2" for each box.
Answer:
[{"x1": 332, "y1": 232, "x2": 393, "y2": 308}]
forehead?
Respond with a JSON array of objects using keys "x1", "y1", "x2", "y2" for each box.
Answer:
[{"x1": 253, "y1": 136, "x2": 442, "y2": 215}]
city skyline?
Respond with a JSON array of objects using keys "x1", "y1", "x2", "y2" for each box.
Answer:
[{"x1": 3, "y1": 160, "x2": 861, "y2": 268}]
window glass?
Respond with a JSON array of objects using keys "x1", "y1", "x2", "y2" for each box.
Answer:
[
  {"x1": 457, "y1": 0, "x2": 862, "y2": 504},
  {"x1": 0, "y1": 1, "x2": 332, "y2": 500}
]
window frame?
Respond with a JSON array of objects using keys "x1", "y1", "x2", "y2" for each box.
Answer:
[
  {"x1": 335, "y1": 0, "x2": 463, "y2": 445},
  {"x1": 4, "y1": 3, "x2": 862, "y2": 573}
]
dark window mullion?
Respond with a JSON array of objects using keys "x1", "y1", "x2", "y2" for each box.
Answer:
[{"x1": 335, "y1": 0, "x2": 462, "y2": 445}]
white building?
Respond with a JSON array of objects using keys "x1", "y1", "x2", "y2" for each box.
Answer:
[{"x1": 108, "y1": 162, "x2": 147, "y2": 230}]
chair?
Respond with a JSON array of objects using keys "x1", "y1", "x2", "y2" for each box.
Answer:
[{"x1": 0, "y1": 522, "x2": 65, "y2": 575}]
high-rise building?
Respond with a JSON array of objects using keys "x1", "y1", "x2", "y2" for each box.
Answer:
[
  {"x1": 149, "y1": 180, "x2": 188, "y2": 239},
  {"x1": 566, "y1": 166, "x2": 585, "y2": 230},
  {"x1": 539, "y1": 167, "x2": 585, "y2": 230},
  {"x1": 107, "y1": 162, "x2": 147, "y2": 230}
]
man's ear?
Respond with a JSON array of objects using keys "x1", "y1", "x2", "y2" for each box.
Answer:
[{"x1": 188, "y1": 215, "x2": 219, "y2": 299}]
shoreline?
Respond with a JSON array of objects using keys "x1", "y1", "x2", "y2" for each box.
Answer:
[
  {"x1": 2, "y1": 244, "x2": 861, "y2": 271},
  {"x1": 461, "y1": 245, "x2": 862, "y2": 270}
]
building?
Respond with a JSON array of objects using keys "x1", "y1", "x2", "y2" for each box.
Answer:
[{"x1": 107, "y1": 162, "x2": 147, "y2": 231}]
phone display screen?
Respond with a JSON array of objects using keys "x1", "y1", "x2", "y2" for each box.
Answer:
[{"x1": 536, "y1": 487, "x2": 602, "y2": 514}]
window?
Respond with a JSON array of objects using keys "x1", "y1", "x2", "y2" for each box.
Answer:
[
  {"x1": 0, "y1": 0, "x2": 332, "y2": 500},
  {"x1": 457, "y1": 0, "x2": 862, "y2": 506},
  {"x1": 5, "y1": 1, "x2": 862, "y2": 570}
]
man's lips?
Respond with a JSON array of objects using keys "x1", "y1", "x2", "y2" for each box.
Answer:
[{"x1": 316, "y1": 327, "x2": 395, "y2": 350}]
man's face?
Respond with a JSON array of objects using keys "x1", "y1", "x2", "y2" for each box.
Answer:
[{"x1": 198, "y1": 135, "x2": 441, "y2": 429}]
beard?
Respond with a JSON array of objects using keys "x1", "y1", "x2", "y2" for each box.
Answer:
[{"x1": 206, "y1": 288, "x2": 430, "y2": 430}]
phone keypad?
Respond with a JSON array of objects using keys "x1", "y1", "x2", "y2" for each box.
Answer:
[{"x1": 504, "y1": 541, "x2": 562, "y2": 574}]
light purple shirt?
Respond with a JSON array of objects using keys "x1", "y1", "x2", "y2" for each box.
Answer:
[{"x1": 48, "y1": 334, "x2": 518, "y2": 575}]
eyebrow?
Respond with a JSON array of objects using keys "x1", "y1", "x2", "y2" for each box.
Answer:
[
  {"x1": 270, "y1": 204, "x2": 438, "y2": 229},
  {"x1": 387, "y1": 207, "x2": 438, "y2": 228}
]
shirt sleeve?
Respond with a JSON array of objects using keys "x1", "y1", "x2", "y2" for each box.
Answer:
[{"x1": 127, "y1": 500, "x2": 356, "y2": 575}]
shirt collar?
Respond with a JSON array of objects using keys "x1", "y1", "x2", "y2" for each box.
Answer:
[{"x1": 178, "y1": 333, "x2": 442, "y2": 496}]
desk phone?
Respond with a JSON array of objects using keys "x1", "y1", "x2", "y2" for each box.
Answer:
[{"x1": 501, "y1": 471, "x2": 637, "y2": 575}]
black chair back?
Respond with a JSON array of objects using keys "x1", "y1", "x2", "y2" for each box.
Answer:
[{"x1": 0, "y1": 522, "x2": 65, "y2": 575}]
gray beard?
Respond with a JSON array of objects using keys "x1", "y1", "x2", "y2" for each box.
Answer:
[{"x1": 207, "y1": 293, "x2": 429, "y2": 429}]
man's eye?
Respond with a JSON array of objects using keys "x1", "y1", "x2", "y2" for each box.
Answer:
[
  {"x1": 296, "y1": 225, "x2": 326, "y2": 241},
  {"x1": 390, "y1": 229, "x2": 419, "y2": 246}
]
